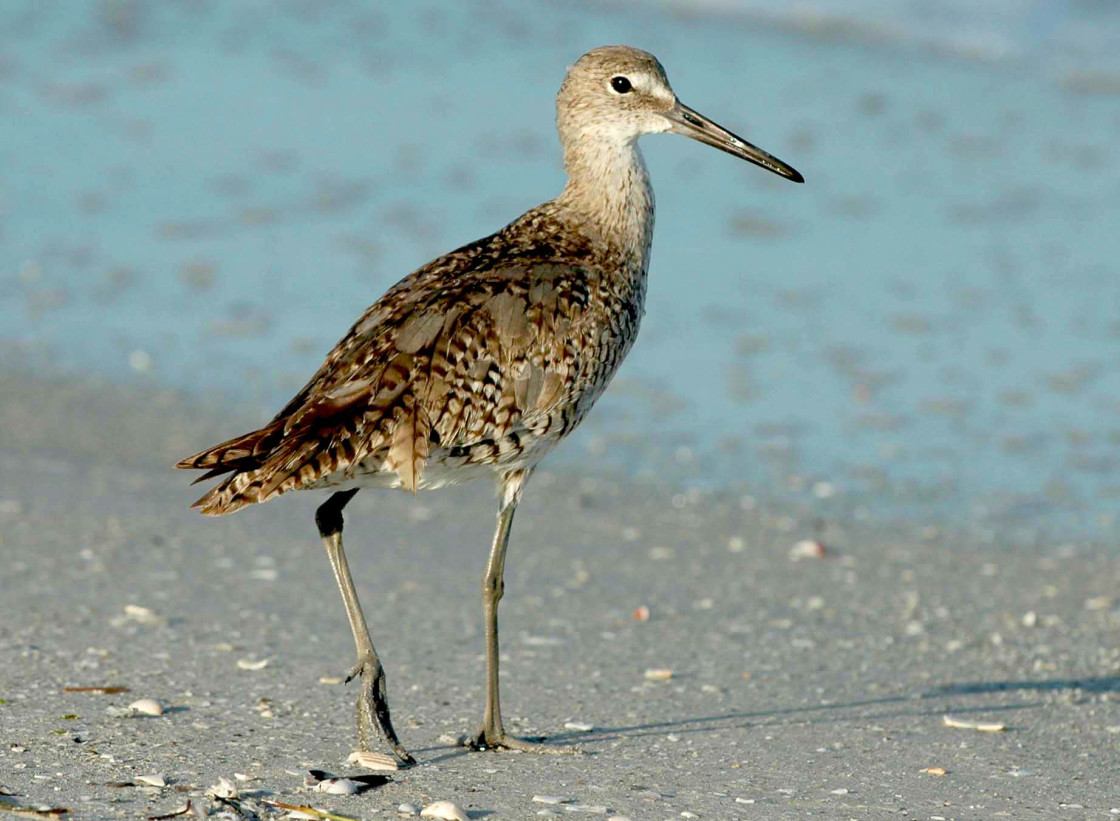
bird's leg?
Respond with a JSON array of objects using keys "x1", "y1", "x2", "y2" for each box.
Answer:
[
  {"x1": 469, "y1": 470, "x2": 571, "y2": 754},
  {"x1": 316, "y1": 489, "x2": 415, "y2": 766}
]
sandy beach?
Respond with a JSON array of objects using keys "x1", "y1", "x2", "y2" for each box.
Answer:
[{"x1": 2, "y1": 371, "x2": 1118, "y2": 819}]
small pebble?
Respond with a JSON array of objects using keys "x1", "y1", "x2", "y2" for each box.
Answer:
[
  {"x1": 398, "y1": 803, "x2": 420, "y2": 817},
  {"x1": 128, "y1": 698, "x2": 163, "y2": 716},
  {"x1": 563, "y1": 721, "x2": 594, "y2": 732},
  {"x1": 565, "y1": 805, "x2": 607, "y2": 814},
  {"x1": 319, "y1": 676, "x2": 342, "y2": 685},
  {"x1": 644, "y1": 668, "x2": 674, "y2": 680},
  {"x1": 128, "y1": 349, "x2": 153, "y2": 373},
  {"x1": 830, "y1": 788, "x2": 848, "y2": 795},
  {"x1": 681, "y1": 813, "x2": 699, "y2": 819},
  {"x1": 632, "y1": 605, "x2": 650, "y2": 622},
  {"x1": 812, "y1": 481, "x2": 836, "y2": 499},
  {"x1": 420, "y1": 800, "x2": 469, "y2": 821}
]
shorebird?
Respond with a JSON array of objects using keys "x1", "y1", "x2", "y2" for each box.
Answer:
[{"x1": 177, "y1": 45, "x2": 802, "y2": 765}]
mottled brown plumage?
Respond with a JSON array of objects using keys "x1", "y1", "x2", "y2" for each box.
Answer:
[
  {"x1": 177, "y1": 45, "x2": 802, "y2": 765},
  {"x1": 177, "y1": 207, "x2": 644, "y2": 512}
]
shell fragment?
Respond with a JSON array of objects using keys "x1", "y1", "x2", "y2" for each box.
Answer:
[
  {"x1": 420, "y1": 800, "x2": 469, "y2": 821},
  {"x1": 129, "y1": 698, "x2": 164, "y2": 716},
  {"x1": 347, "y1": 750, "x2": 400, "y2": 771},
  {"x1": 942, "y1": 715, "x2": 1005, "y2": 732},
  {"x1": 206, "y1": 778, "x2": 239, "y2": 800}
]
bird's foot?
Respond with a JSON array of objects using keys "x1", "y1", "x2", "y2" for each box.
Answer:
[
  {"x1": 346, "y1": 652, "x2": 416, "y2": 767},
  {"x1": 466, "y1": 726, "x2": 576, "y2": 755}
]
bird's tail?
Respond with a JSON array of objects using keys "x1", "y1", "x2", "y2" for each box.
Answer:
[{"x1": 175, "y1": 423, "x2": 286, "y2": 516}]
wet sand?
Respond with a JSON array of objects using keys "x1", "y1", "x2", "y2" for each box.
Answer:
[{"x1": 1, "y1": 370, "x2": 1118, "y2": 819}]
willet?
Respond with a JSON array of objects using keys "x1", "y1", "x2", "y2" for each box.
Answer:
[{"x1": 177, "y1": 45, "x2": 802, "y2": 765}]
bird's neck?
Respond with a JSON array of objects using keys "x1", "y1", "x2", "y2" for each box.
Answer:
[{"x1": 555, "y1": 138, "x2": 655, "y2": 272}]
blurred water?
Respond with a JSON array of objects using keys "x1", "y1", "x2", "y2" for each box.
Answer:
[{"x1": 2, "y1": 1, "x2": 1119, "y2": 537}]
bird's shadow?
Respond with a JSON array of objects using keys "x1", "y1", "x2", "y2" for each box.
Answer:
[
  {"x1": 927, "y1": 676, "x2": 1120, "y2": 696},
  {"x1": 567, "y1": 674, "x2": 1120, "y2": 746},
  {"x1": 417, "y1": 674, "x2": 1118, "y2": 761}
]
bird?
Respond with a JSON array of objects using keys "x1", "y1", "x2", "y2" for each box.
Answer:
[{"x1": 176, "y1": 45, "x2": 802, "y2": 766}]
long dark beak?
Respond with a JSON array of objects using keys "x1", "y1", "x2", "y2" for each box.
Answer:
[{"x1": 665, "y1": 101, "x2": 804, "y2": 183}]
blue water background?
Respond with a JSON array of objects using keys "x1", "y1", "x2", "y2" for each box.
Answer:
[{"x1": 2, "y1": 1, "x2": 1119, "y2": 537}]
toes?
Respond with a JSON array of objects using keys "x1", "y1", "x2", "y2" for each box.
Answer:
[{"x1": 466, "y1": 731, "x2": 576, "y2": 755}]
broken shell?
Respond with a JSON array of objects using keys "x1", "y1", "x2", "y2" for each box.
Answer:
[
  {"x1": 420, "y1": 800, "x2": 469, "y2": 821},
  {"x1": 644, "y1": 668, "x2": 674, "y2": 680},
  {"x1": 632, "y1": 605, "x2": 650, "y2": 622},
  {"x1": 789, "y1": 539, "x2": 827, "y2": 560},
  {"x1": 136, "y1": 774, "x2": 166, "y2": 787},
  {"x1": 129, "y1": 698, "x2": 164, "y2": 716},
  {"x1": 237, "y1": 658, "x2": 270, "y2": 671},
  {"x1": 206, "y1": 777, "x2": 239, "y2": 799},
  {"x1": 315, "y1": 778, "x2": 360, "y2": 795},
  {"x1": 563, "y1": 722, "x2": 594, "y2": 732},
  {"x1": 124, "y1": 604, "x2": 161, "y2": 623},
  {"x1": 348, "y1": 750, "x2": 400, "y2": 771},
  {"x1": 922, "y1": 767, "x2": 948, "y2": 776},
  {"x1": 942, "y1": 715, "x2": 1005, "y2": 732},
  {"x1": 398, "y1": 804, "x2": 420, "y2": 817}
]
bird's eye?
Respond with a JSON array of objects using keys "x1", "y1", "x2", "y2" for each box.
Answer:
[{"x1": 610, "y1": 76, "x2": 632, "y2": 94}]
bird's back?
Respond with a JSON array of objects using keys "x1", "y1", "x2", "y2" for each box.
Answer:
[{"x1": 177, "y1": 203, "x2": 648, "y2": 514}]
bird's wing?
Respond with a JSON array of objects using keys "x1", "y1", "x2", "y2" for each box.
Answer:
[{"x1": 179, "y1": 252, "x2": 600, "y2": 513}]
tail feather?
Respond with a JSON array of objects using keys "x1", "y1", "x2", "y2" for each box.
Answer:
[
  {"x1": 184, "y1": 428, "x2": 377, "y2": 516},
  {"x1": 175, "y1": 423, "x2": 284, "y2": 472},
  {"x1": 178, "y1": 379, "x2": 409, "y2": 516},
  {"x1": 191, "y1": 471, "x2": 260, "y2": 516},
  {"x1": 178, "y1": 423, "x2": 286, "y2": 515}
]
